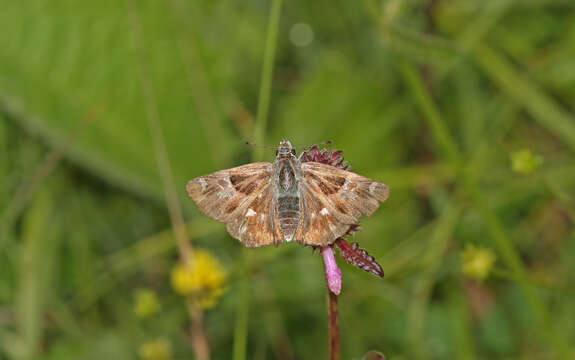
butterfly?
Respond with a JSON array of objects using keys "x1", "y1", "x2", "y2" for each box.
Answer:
[{"x1": 186, "y1": 139, "x2": 389, "y2": 248}]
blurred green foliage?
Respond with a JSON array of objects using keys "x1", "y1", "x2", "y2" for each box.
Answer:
[{"x1": 2, "y1": 0, "x2": 575, "y2": 359}]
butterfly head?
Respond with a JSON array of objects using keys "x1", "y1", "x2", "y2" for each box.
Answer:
[{"x1": 276, "y1": 139, "x2": 297, "y2": 159}]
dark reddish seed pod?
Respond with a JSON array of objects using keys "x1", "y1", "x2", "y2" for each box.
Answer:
[{"x1": 334, "y1": 239, "x2": 384, "y2": 278}]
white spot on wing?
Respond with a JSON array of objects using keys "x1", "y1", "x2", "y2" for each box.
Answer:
[
  {"x1": 369, "y1": 182, "x2": 378, "y2": 194},
  {"x1": 311, "y1": 212, "x2": 316, "y2": 218},
  {"x1": 198, "y1": 178, "x2": 207, "y2": 191},
  {"x1": 328, "y1": 224, "x2": 336, "y2": 232},
  {"x1": 342, "y1": 179, "x2": 349, "y2": 189},
  {"x1": 246, "y1": 208, "x2": 257, "y2": 217},
  {"x1": 217, "y1": 190, "x2": 233, "y2": 198},
  {"x1": 260, "y1": 213, "x2": 265, "y2": 221},
  {"x1": 285, "y1": 234, "x2": 293, "y2": 242},
  {"x1": 320, "y1": 207, "x2": 329, "y2": 215},
  {"x1": 216, "y1": 177, "x2": 233, "y2": 197},
  {"x1": 341, "y1": 192, "x2": 357, "y2": 200}
]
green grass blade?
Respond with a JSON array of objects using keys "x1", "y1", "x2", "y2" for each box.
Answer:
[
  {"x1": 253, "y1": 0, "x2": 284, "y2": 160},
  {"x1": 13, "y1": 188, "x2": 59, "y2": 359},
  {"x1": 472, "y1": 43, "x2": 575, "y2": 152},
  {"x1": 407, "y1": 206, "x2": 460, "y2": 359}
]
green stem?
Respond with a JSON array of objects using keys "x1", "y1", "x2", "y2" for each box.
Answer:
[
  {"x1": 233, "y1": 271, "x2": 250, "y2": 360},
  {"x1": 398, "y1": 63, "x2": 460, "y2": 164},
  {"x1": 407, "y1": 206, "x2": 460, "y2": 359},
  {"x1": 253, "y1": 0, "x2": 283, "y2": 160}
]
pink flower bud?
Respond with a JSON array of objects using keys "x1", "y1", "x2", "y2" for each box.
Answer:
[{"x1": 321, "y1": 246, "x2": 342, "y2": 295}]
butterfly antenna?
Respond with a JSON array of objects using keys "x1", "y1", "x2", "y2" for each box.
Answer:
[{"x1": 245, "y1": 141, "x2": 276, "y2": 150}]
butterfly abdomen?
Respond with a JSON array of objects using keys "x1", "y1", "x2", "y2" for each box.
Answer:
[
  {"x1": 276, "y1": 159, "x2": 301, "y2": 241},
  {"x1": 278, "y1": 195, "x2": 300, "y2": 241}
]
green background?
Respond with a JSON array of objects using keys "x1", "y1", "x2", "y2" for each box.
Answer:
[{"x1": 2, "y1": 0, "x2": 575, "y2": 358}]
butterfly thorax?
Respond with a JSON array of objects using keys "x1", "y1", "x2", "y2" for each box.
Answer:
[{"x1": 274, "y1": 156, "x2": 302, "y2": 242}]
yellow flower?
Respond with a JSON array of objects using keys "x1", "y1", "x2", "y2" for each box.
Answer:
[
  {"x1": 133, "y1": 288, "x2": 160, "y2": 318},
  {"x1": 461, "y1": 244, "x2": 496, "y2": 281},
  {"x1": 170, "y1": 249, "x2": 227, "y2": 309},
  {"x1": 511, "y1": 149, "x2": 543, "y2": 174},
  {"x1": 138, "y1": 338, "x2": 172, "y2": 360}
]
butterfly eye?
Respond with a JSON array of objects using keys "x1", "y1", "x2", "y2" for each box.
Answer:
[
  {"x1": 291, "y1": 149, "x2": 296, "y2": 155},
  {"x1": 275, "y1": 150, "x2": 279, "y2": 157}
]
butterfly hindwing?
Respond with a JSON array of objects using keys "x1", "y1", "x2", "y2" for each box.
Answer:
[
  {"x1": 225, "y1": 186, "x2": 282, "y2": 248},
  {"x1": 296, "y1": 184, "x2": 352, "y2": 247}
]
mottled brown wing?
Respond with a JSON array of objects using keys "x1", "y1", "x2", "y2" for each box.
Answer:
[
  {"x1": 224, "y1": 187, "x2": 283, "y2": 248},
  {"x1": 296, "y1": 162, "x2": 389, "y2": 246},
  {"x1": 295, "y1": 186, "x2": 351, "y2": 247},
  {"x1": 186, "y1": 162, "x2": 279, "y2": 247}
]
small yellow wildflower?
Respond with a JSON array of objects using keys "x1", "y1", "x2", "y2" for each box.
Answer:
[
  {"x1": 511, "y1": 149, "x2": 543, "y2": 175},
  {"x1": 138, "y1": 338, "x2": 172, "y2": 360},
  {"x1": 170, "y1": 249, "x2": 227, "y2": 309},
  {"x1": 133, "y1": 288, "x2": 160, "y2": 318},
  {"x1": 462, "y1": 244, "x2": 496, "y2": 281}
]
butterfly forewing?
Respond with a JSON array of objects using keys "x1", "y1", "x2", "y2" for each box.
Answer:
[
  {"x1": 297, "y1": 162, "x2": 389, "y2": 246},
  {"x1": 302, "y1": 162, "x2": 388, "y2": 216},
  {"x1": 186, "y1": 162, "x2": 272, "y2": 220}
]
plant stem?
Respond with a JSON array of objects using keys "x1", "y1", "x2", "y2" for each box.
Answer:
[
  {"x1": 321, "y1": 244, "x2": 342, "y2": 359},
  {"x1": 326, "y1": 289, "x2": 340, "y2": 360},
  {"x1": 233, "y1": 266, "x2": 250, "y2": 360},
  {"x1": 253, "y1": 0, "x2": 283, "y2": 160},
  {"x1": 188, "y1": 301, "x2": 210, "y2": 360}
]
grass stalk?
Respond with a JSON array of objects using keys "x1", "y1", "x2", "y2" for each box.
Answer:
[
  {"x1": 253, "y1": 0, "x2": 284, "y2": 160},
  {"x1": 124, "y1": 1, "x2": 209, "y2": 359},
  {"x1": 407, "y1": 206, "x2": 459, "y2": 359},
  {"x1": 233, "y1": 273, "x2": 250, "y2": 360},
  {"x1": 13, "y1": 191, "x2": 54, "y2": 359},
  {"x1": 398, "y1": 63, "x2": 460, "y2": 164},
  {"x1": 165, "y1": 0, "x2": 229, "y2": 168},
  {"x1": 472, "y1": 42, "x2": 575, "y2": 152}
]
